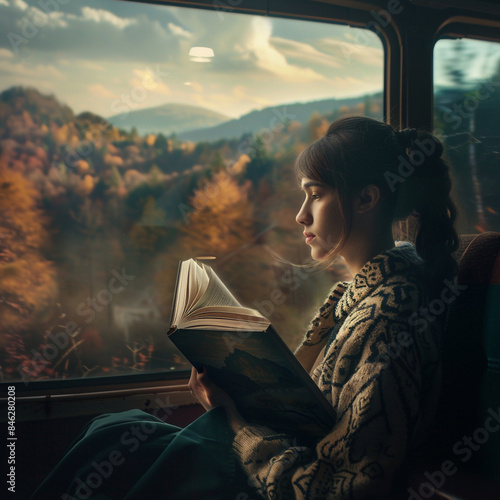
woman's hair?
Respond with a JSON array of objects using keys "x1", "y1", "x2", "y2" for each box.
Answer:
[{"x1": 296, "y1": 116, "x2": 459, "y2": 283}]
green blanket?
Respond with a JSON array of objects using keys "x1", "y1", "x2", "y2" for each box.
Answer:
[{"x1": 32, "y1": 407, "x2": 258, "y2": 499}]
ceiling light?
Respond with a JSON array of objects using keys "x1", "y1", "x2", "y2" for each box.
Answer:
[
  {"x1": 189, "y1": 47, "x2": 214, "y2": 62},
  {"x1": 189, "y1": 47, "x2": 214, "y2": 58}
]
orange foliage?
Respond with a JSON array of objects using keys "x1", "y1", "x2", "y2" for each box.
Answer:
[
  {"x1": 0, "y1": 163, "x2": 58, "y2": 333},
  {"x1": 75, "y1": 174, "x2": 94, "y2": 196},
  {"x1": 76, "y1": 159, "x2": 90, "y2": 175},
  {"x1": 26, "y1": 156, "x2": 44, "y2": 171},
  {"x1": 104, "y1": 153, "x2": 124, "y2": 167},
  {"x1": 181, "y1": 170, "x2": 254, "y2": 257}
]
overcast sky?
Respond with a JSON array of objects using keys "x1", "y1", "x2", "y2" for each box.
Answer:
[{"x1": 0, "y1": 0, "x2": 497, "y2": 119}]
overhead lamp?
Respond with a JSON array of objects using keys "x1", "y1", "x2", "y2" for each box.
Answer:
[{"x1": 189, "y1": 46, "x2": 214, "y2": 62}]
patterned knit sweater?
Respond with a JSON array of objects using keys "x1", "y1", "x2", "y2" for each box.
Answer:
[{"x1": 232, "y1": 242, "x2": 445, "y2": 499}]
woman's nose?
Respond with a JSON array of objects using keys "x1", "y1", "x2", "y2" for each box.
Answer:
[{"x1": 296, "y1": 203, "x2": 311, "y2": 226}]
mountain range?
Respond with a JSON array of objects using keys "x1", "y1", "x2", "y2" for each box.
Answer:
[
  {"x1": 107, "y1": 102, "x2": 230, "y2": 137},
  {"x1": 105, "y1": 93, "x2": 382, "y2": 142},
  {"x1": 179, "y1": 93, "x2": 382, "y2": 142}
]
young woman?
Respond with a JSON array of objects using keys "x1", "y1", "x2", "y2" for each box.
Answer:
[
  {"x1": 33, "y1": 116, "x2": 458, "y2": 500},
  {"x1": 190, "y1": 116, "x2": 459, "y2": 499}
]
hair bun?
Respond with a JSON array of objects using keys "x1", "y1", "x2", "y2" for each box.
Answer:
[{"x1": 396, "y1": 128, "x2": 418, "y2": 148}]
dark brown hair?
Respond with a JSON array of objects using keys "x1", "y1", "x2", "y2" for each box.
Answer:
[{"x1": 296, "y1": 116, "x2": 459, "y2": 283}]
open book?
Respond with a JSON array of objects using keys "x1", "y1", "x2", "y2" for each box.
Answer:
[{"x1": 167, "y1": 258, "x2": 336, "y2": 442}]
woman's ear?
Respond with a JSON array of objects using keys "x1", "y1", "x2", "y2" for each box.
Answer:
[{"x1": 354, "y1": 184, "x2": 381, "y2": 213}]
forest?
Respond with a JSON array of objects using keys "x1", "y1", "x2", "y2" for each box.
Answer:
[{"x1": 0, "y1": 76, "x2": 498, "y2": 382}]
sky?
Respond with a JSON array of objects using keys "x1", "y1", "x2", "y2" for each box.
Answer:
[{"x1": 0, "y1": 0, "x2": 498, "y2": 119}]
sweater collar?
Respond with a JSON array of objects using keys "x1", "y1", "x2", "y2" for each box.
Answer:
[{"x1": 334, "y1": 241, "x2": 423, "y2": 321}]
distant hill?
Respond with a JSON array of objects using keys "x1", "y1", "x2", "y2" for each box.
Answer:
[
  {"x1": 0, "y1": 86, "x2": 75, "y2": 125},
  {"x1": 107, "y1": 103, "x2": 230, "y2": 137},
  {"x1": 179, "y1": 93, "x2": 383, "y2": 142}
]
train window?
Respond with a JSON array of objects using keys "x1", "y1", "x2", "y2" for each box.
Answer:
[
  {"x1": 0, "y1": 0, "x2": 383, "y2": 384},
  {"x1": 434, "y1": 37, "x2": 500, "y2": 234}
]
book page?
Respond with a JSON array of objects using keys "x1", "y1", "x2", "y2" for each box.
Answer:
[
  {"x1": 171, "y1": 259, "x2": 268, "y2": 331},
  {"x1": 185, "y1": 260, "x2": 210, "y2": 315},
  {"x1": 179, "y1": 305, "x2": 269, "y2": 330},
  {"x1": 178, "y1": 317, "x2": 268, "y2": 330},
  {"x1": 171, "y1": 259, "x2": 210, "y2": 327},
  {"x1": 194, "y1": 266, "x2": 243, "y2": 310}
]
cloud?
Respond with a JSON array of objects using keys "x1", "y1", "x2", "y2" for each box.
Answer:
[
  {"x1": 13, "y1": 0, "x2": 27, "y2": 11},
  {"x1": 0, "y1": 58, "x2": 65, "y2": 95},
  {"x1": 0, "y1": 48, "x2": 14, "y2": 59},
  {"x1": 44, "y1": 10, "x2": 68, "y2": 29},
  {"x1": 0, "y1": 1, "x2": 181, "y2": 64},
  {"x1": 89, "y1": 83, "x2": 116, "y2": 98},
  {"x1": 168, "y1": 22, "x2": 191, "y2": 38},
  {"x1": 81, "y1": 60, "x2": 106, "y2": 72},
  {"x1": 0, "y1": 0, "x2": 384, "y2": 119},
  {"x1": 189, "y1": 84, "x2": 273, "y2": 117},
  {"x1": 231, "y1": 85, "x2": 273, "y2": 108},
  {"x1": 184, "y1": 81, "x2": 203, "y2": 92},
  {"x1": 0, "y1": 59, "x2": 64, "y2": 80},
  {"x1": 25, "y1": 7, "x2": 68, "y2": 28},
  {"x1": 81, "y1": 6, "x2": 137, "y2": 30},
  {"x1": 318, "y1": 38, "x2": 383, "y2": 67},
  {"x1": 0, "y1": 0, "x2": 9, "y2": 7},
  {"x1": 131, "y1": 68, "x2": 171, "y2": 97},
  {"x1": 270, "y1": 37, "x2": 342, "y2": 69},
  {"x1": 247, "y1": 17, "x2": 328, "y2": 83}
]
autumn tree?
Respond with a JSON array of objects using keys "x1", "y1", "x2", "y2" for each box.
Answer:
[
  {"x1": 154, "y1": 133, "x2": 168, "y2": 154},
  {"x1": 246, "y1": 136, "x2": 273, "y2": 187},
  {"x1": 307, "y1": 111, "x2": 328, "y2": 141},
  {"x1": 181, "y1": 170, "x2": 254, "y2": 258},
  {"x1": 0, "y1": 163, "x2": 58, "y2": 378}
]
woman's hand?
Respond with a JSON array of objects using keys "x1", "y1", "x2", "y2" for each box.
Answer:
[
  {"x1": 188, "y1": 366, "x2": 235, "y2": 411},
  {"x1": 188, "y1": 366, "x2": 248, "y2": 433}
]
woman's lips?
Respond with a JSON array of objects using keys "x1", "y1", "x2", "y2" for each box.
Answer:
[{"x1": 304, "y1": 232, "x2": 315, "y2": 244}]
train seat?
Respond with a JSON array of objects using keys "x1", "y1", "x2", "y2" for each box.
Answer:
[{"x1": 410, "y1": 231, "x2": 500, "y2": 499}]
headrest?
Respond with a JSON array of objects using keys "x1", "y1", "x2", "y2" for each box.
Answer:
[{"x1": 458, "y1": 232, "x2": 500, "y2": 285}]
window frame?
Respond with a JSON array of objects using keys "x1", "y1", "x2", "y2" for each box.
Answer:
[{"x1": 2, "y1": 0, "x2": 500, "y2": 418}]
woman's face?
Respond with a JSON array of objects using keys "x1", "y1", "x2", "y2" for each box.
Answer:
[{"x1": 295, "y1": 177, "x2": 343, "y2": 261}]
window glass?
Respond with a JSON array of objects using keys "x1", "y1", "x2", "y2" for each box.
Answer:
[
  {"x1": 434, "y1": 38, "x2": 500, "y2": 234},
  {"x1": 0, "y1": 0, "x2": 383, "y2": 382}
]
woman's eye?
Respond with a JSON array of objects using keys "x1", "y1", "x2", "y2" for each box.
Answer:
[{"x1": 310, "y1": 193, "x2": 321, "y2": 200}]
